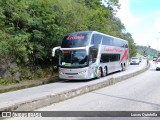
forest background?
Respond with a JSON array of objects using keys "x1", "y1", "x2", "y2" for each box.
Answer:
[{"x1": 0, "y1": 0, "x2": 137, "y2": 84}]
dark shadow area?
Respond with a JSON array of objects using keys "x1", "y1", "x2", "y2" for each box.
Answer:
[{"x1": 59, "y1": 78, "x2": 96, "y2": 83}]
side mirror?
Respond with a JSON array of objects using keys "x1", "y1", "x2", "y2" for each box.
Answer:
[{"x1": 52, "y1": 46, "x2": 60, "y2": 57}]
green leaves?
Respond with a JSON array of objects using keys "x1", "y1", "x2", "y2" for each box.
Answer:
[{"x1": 0, "y1": 0, "x2": 137, "y2": 66}]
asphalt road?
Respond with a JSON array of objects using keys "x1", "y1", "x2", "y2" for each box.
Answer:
[
  {"x1": 32, "y1": 60, "x2": 160, "y2": 120},
  {"x1": 4, "y1": 59, "x2": 154, "y2": 120},
  {"x1": 0, "y1": 60, "x2": 146, "y2": 110}
]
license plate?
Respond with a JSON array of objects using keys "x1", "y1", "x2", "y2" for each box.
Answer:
[{"x1": 68, "y1": 76, "x2": 74, "y2": 78}]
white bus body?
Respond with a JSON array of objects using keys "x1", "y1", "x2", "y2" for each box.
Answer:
[{"x1": 52, "y1": 31, "x2": 129, "y2": 80}]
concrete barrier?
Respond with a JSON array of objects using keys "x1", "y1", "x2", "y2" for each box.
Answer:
[{"x1": 0, "y1": 63, "x2": 150, "y2": 111}]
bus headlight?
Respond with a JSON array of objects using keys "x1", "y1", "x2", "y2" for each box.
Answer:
[{"x1": 78, "y1": 70, "x2": 86, "y2": 75}]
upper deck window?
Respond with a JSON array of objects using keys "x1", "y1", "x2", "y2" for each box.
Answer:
[
  {"x1": 61, "y1": 32, "x2": 91, "y2": 48},
  {"x1": 102, "y1": 36, "x2": 113, "y2": 46},
  {"x1": 91, "y1": 34, "x2": 102, "y2": 48}
]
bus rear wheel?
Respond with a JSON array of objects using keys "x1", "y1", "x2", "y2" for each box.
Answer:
[
  {"x1": 97, "y1": 67, "x2": 103, "y2": 78},
  {"x1": 103, "y1": 67, "x2": 108, "y2": 76},
  {"x1": 123, "y1": 63, "x2": 126, "y2": 71},
  {"x1": 121, "y1": 64, "x2": 124, "y2": 71}
]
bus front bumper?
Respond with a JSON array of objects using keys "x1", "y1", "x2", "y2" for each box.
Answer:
[{"x1": 59, "y1": 69, "x2": 90, "y2": 80}]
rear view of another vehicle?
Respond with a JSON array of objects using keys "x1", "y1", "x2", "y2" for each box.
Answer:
[
  {"x1": 130, "y1": 57, "x2": 140, "y2": 65},
  {"x1": 139, "y1": 57, "x2": 142, "y2": 62},
  {"x1": 156, "y1": 59, "x2": 160, "y2": 71},
  {"x1": 153, "y1": 57, "x2": 157, "y2": 61}
]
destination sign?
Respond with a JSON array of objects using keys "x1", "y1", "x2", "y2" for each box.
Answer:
[{"x1": 66, "y1": 35, "x2": 85, "y2": 40}]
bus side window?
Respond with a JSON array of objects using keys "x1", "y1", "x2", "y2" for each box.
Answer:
[
  {"x1": 101, "y1": 54, "x2": 110, "y2": 63},
  {"x1": 125, "y1": 44, "x2": 128, "y2": 48},
  {"x1": 89, "y1": 47, "x2": 98, "y2": 64},
  {"x1": 103, "y1": 36, "x2": 113, "y2": 46},
  {"x1": 110, "y1": 54, "x2": 120, "y2": 62},
  {"x1": 91, "y1": 34, "x2": 102, "y2": 48}
]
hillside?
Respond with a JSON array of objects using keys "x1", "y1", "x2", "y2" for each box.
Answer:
[
  {"x1": 137, "y1": 45, "x2": 160, "y2": 57},
  {"x1": 0, "y1": 0, "x2": 137, "y2": 83}
]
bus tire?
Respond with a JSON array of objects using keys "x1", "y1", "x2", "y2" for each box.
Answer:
[
  {"x1": 121, "y1": 64, "x2": 124, "y2": 71},
  {"x1": 123, "y1": 63, "x2": 126, "y2": 71},
  {"x1": 97, "y1": 67, "x2": 103, "y2": 78},
  {"x1": 103, "y1": 66, "x2": 108, "y2": 76}
]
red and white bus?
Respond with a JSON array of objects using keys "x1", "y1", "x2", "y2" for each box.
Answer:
[{"x1": 52, "y1": 31, "x2": 129, "y2": 80}]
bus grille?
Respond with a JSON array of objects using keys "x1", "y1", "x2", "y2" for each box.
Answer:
[{"x1": 65, "y1": 73, "x2": 78, "y2": 75}]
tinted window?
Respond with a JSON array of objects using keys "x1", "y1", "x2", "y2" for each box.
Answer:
[
  {"x1": 91, "y1": 34, "x2": 102, "y2": 48},
  {"x1": 101, "y1": 54, "x2": 110, "y2": 63},
  {"x1": 124, "y1": 44, "x2": 128, "y2": 48},
  {"x1": 113, "y1": 38, "x2": 127, "y2": 48},
  {"x1": 60, "y1": 50, "x2": 88, "y2": 67},
  {"x1": 89, "y1": 47, "x2": 98, "y2": 64},
  {"x1": 102, "y1": 36, "x2": 113, "y2": 46},
  {"x1": 61, "y1": 32, "x2": 91, "y2": 48},
  {"x1": 110, "y1": 54, "x2": 120, "y2": 62},
  {"x1": 101, "y1": 54, "x2": 120, "y2": 63},
  {"x1": 113, "y1": 39, "x2": 120, "y2": 47}
]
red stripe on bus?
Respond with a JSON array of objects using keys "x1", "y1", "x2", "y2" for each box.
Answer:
[{"x1": 119, "y1": 49, "x2": 128, "y2": 63}]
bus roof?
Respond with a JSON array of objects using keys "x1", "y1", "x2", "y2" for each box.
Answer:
[{"x1": 66, "y1": 31, "x2": 128, "y2": 43}]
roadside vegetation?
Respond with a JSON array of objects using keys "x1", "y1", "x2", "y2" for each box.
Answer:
[
  {"x1": 137, "y1": 45, "x2": 160, "y2": 57},
  {"x1": 0, "y1": 0, "x2": 137, "y2": 85}
]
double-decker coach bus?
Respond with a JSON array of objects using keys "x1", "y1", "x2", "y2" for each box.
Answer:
[{"x1": 52, "y1": 31, "x2": 129, "y2": 80}]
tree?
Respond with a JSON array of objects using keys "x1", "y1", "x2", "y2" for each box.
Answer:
[
  {"x1": 121, "y1": 33, "x2": 137, "y2": 57},
  {"x1": 0, "y1": 0, "x2": 138, "y2": 80}
]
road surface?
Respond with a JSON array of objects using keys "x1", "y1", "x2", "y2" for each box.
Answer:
[
  {"x1": 0, "y1": 60, "x2": 147, "y2": 110},
  {"x1": 33, "y1": 60, "x2": 160, "y2": 120}
]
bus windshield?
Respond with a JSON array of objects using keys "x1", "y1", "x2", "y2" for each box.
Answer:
[
  {"x1": 61, "y1": 32, "x2": 91, "y2": 48},
  {"x1": 60, "y1": 50, "x2": 88, "y2": 67}
]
